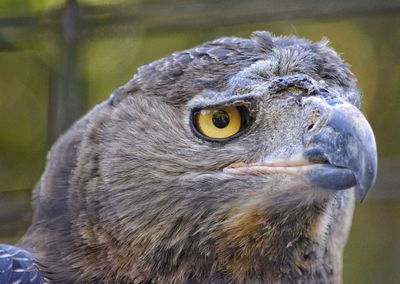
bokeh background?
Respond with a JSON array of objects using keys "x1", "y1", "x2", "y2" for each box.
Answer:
[{"x1": 0, "y1": 0, "x2": 399, "y2": 283}]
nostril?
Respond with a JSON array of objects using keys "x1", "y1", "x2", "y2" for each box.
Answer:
[{"x1": 307, "y1": 123, "x2": 315, "y2": 131}]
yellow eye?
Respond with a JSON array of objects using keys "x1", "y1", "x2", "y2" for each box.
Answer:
[{"x1": 193, "y1": 105, "x2": 246, "y2": 140}]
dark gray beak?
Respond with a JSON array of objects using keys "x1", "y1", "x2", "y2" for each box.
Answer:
[{"x1": 304, "y1": 100, "x2": 378, "y2": 201}]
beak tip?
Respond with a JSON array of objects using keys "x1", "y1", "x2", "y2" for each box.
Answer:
[
  {"x1": 358, "y1": 180, "x2": 375, "y2": 202},
  {"x1": 357, "y1": 169, "x2": 377, "y2": 202},
  {"x1": 357, "y1": 158, "x2": 378, "y2": 202},
  {"x1": 359, "y1": 186, "x2": 368, "y2": 202}
]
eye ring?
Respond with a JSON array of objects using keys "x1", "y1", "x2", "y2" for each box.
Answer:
[{"x1": 190, "y1": 105, "x2": 251, "y2": 142}]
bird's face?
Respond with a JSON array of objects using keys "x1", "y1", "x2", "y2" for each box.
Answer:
[{"x1": 73, "y1": 32, "x2": 377, "y2": 280}]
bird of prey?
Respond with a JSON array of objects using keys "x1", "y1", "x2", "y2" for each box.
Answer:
[{"x1": 2, "y1": 31, "x2": 377, "y2": 283}]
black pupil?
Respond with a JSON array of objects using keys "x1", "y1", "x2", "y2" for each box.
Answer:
[{"x1": 212, "y1": 110, "x2": 230, "y2": 128}]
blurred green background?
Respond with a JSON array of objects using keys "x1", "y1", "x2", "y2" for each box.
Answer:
[{"x1": 0, "y1": 0, "x2": 399, "y2": 283}]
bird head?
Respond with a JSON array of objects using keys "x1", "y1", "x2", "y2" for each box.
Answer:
[{"x1": 32, "y1": 31, "x2": 377, "y2": 283}]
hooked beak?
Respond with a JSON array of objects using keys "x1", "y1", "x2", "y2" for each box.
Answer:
[
  {"x1": 303, "y1": 101, "x2": 377, "y2": 200},
  {"x1": 224, "y1": 100, "x2": 378, "y2": 201}
]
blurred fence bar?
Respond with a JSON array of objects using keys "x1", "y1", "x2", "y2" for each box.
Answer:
[
  {"x1": 48, "y1": 0, "x2": 87, "y2": 143},
  {"x1": 2, "y1": 1, "x2": 400, "y2": 34}
]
